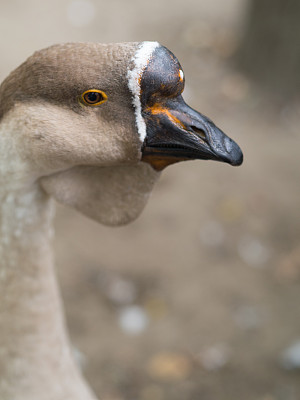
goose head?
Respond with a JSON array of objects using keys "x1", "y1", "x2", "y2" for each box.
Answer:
[{"x1": 0, "y1": 41, "x2": 243, "y2": 226}]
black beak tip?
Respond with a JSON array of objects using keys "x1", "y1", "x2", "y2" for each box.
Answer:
[
  {"x1": 227, "y1": 143, "x2": 243, "y2": 166},
  {"x1": 230, "y1": 151, "x2": 243, "y2": 166},
  {"x1": 222, "y1": 136, "x2": 243, "y2": 166}
]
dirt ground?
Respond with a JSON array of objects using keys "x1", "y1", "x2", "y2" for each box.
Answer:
[{"x1": 1, "y1": 0, "x2": 300, "y2": 399}]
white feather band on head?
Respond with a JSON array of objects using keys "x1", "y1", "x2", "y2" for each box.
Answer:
[{"x1": 127, "y1": 41, "x2": 160, "y2": 143}]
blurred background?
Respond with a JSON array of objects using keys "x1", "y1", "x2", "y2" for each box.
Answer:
[{"x1": 1, "y1": 0, "x2": 299, "y2": 399}]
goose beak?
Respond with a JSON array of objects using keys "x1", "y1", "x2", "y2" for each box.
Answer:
[{"x1": 141, "y1": 96, "x2": 243, "y2": 171}]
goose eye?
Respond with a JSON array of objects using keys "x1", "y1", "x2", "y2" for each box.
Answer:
[{"x1": 81, "y1": 89, "x2": 107, "y2": 106}]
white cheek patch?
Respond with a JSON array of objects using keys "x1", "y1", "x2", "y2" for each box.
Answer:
[{"x1": 127, "y1": 41, "x2": 160, "y2": 143}]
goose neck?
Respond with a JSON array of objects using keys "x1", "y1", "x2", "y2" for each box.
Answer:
[{"x1": 0, "y1": 184, "x2": 96, "y2": 399}]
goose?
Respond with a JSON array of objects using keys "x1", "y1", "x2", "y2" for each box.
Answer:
[{"x1": 0, "y1": 41, "x2": 243, "y2": 400}]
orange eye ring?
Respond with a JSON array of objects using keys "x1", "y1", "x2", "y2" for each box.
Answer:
[{"x1": 81, "y1": 89, "x2": 108, "y2": 106}]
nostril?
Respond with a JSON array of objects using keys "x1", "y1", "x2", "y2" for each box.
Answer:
[{"x1": 191, "y1": 126, "x2": 206, "y2": 141}]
